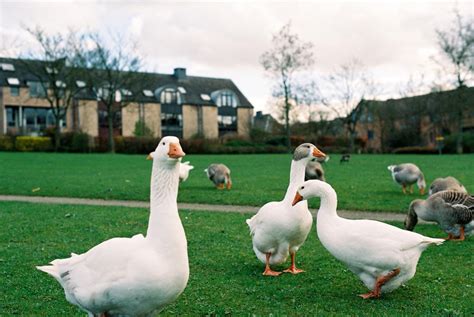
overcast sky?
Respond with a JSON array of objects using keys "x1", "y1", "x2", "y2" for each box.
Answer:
[{"x1": 0, "y1": 0, "x2": 472, "y2": 113}]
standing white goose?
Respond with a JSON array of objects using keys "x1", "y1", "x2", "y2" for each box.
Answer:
[
  {"x1": 246, "y1": 143, "x2": 326, "y2": 276},
  {"x1": 37, "y1": 136, "x2": 189, "y2": 316},
  {"x1": 293, "y1": 180, "x2": 444, "y2": 299}
]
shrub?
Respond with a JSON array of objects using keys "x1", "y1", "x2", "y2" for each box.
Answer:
[
  {"x1": 133, "y1": 120, "x2": 154, "y2": 137},
  {"x1": 444, "y1": 132, "x2": 474, "y2": 153},
  {"x1": 392, "y1": 146, "x2": 438, "y2": 154},
  {"x1": 0, "y1": 136, "x2": 15, "y2": 151},
  {"x1": 15, "y1": 136, "x2": 52, "y2": 152},
  {"x1": 115, "y1": 136, "x2": 158, "y2": 154},
  {"x1": 59, "y1": 132, "x2": 94, "y2": 152}
]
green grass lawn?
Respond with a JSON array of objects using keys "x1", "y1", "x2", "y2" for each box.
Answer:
[
  {"x1": 0, "y1": 201, "x2": 472, "y2": 316},
  {"x1": 0, "y1": 152, "x2": 473, "y2": 212}
]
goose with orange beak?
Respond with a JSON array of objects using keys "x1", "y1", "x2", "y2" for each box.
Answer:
[
  {"x1": 37, "y1": 136, "x2": 190, "y2": 315},
  {"x1": 246, "y1": 143, "x2": 326, "y2": 276},
  {"x1": 293, "y1": 179, "x2": 443, "y2": 299}
]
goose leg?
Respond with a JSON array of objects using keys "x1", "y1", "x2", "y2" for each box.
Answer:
[
  {"x1": 359, "y1": 268, "x2": 400, "y2": 299},
  {"x1": 283, "y1": 252, "x2": 305, "y2": 274},
  {"x1": 450, "y1": 227, "x2": 465, "y2": 241},
  {"x1": 402, "y1": 184, "x2": 406, "y2": 194},
  {"x1": 409, "y1": 185, "x2": 414, "y2": 194},
  {"x1": 263, "y1": 253, "x2": 281, "y2": 276},
  {"x1": 217, "y1": 183, "x2": 225, "y2": 190},
  {"x1": 226, "y1": 177, "x2": 232, "y2": 190}
]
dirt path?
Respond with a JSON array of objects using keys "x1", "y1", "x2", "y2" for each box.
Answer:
[{"x1": 0, "y1": 194, "x2": 421, "y2": 223}]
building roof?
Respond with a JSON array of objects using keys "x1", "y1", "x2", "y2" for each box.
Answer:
[
  {"x1": 358, "y1": 87, "x2": 474, "y2": 115},
  {"x1": 0, "y1": 57, "x2": 253, "y2": 108}
]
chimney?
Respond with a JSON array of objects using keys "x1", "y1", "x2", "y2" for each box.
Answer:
[{"x1": 174, "y1": 68, "x2": 187, "y2": 80}]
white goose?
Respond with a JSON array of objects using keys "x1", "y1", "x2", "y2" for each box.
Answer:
[
  {"x1": 293, "y1": 180, "x2": 444, "y2": 299},
  {"x1": 246, "y1": 143, "x2": 326, "y2": 276},
  {"x1": 37, "y1": 136, "x2": 189, "y2": 316}
]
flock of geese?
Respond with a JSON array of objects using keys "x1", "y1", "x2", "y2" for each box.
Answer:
[{"x1": 37, "y1": 137, "x2": 472, "y2": 316}]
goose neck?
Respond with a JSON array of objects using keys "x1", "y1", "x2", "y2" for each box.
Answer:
[
  {"x1": 147, "y1": 160, "x2": 183, "y2": 243},
  {"x1": 284, "y1": 159, "x2": 307, "y2": 202}
]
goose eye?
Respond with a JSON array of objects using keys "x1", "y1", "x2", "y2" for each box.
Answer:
[
  {"x1": 162, "y1": 142, "x2": 165, "y2": 146},
  {"x1": 301, "y1": 186, "x2": 305, "y2": 190}
]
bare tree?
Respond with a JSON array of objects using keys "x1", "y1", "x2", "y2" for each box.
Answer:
[
  {"x1": 434, "y1": 9, "x2": 474, "y2": 153},
  {"x1": 75, "y1": 33, "x2": 142, "y2": 153},
  {"x1": 21, "y1": 26, "x2": 86, "y2": 151},
  {"x1": 260, "y1": 22, "x2": 315, "y2": 151},
  {"x1": 327, "y1": 58, "x2": 379, "y2": 153}
]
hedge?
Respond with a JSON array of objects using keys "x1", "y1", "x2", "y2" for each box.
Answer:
[{"x1": 15, "y1": 136, "x2": 52, "y2": 152}]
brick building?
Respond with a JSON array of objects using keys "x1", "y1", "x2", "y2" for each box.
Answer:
[
  {"x1": 0, "y1": 58, "x2": 253, "y2": 140},
  {"x1": 355, "y1": 87, "x2": 474, "y2": 152}
]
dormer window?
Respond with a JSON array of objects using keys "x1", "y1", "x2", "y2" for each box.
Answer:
[
  {"x1": 159, "y1": 88, "x2": 181, "y2": 104},
  {"x1": 213, "y1": 89, "x2": 239, "y2": 108},
  {"x1": 76, "y1": 80, "x2": 86, "y2": 88},
  {"x1": 1, "y1": 63, "x2": 15, "y2": 71},
  {"x1": 178, "y1": 86, "x2": 186, "y2": 94},
  {"x1": 121, "y1": 89, "x2": 132, "y2": 96}
]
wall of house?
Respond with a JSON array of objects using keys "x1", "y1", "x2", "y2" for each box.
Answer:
[
  {"x1": 182, "y1": 104, "x2": 198, "y2": 139},
  {"x1": 202, "y1": 106, "x2": 218, "y2": 139},
  {"x1": 145, "y1": 103, "x2": 161, "y2": 138},
  {"x1": 237, "y1": 107, "x2": 253, "y2": 138},
  {"x1": 122, "y1": 103, "x2": 139, "y2": 137},
  {"x1": 77, "y1": 100, "x2": 98, "y2": 137},
  {"x1": 3, "y1": 87, "x2": 51, "y2": 108}
]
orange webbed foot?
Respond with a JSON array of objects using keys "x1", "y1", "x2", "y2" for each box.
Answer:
[
  {"x1": 283, "y1": 267, "x2": 305, "y2": 274},
  {"x1": 359, "y1": 291, "x2": 379, "y2": 299},
  {"x1": 263, "y1": 268, "x2": 282, "y2": 276}
]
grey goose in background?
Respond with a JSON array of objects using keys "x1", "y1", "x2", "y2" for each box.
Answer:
[
  {"x1": 406, "y1": 190, "x2": 474, "y2": 241},
  {"x1": 387, "y1": 163, "x2": 426, "y2": 195},
  {"x1": 205, "y1": 163, "x2": 232, "y2": 190},
  {"x1": 305, "y1": 155, "x2": 329, "y2": 182},
  {"x1": 428, "y1": 176, "x2": 467, "y2": 196}
]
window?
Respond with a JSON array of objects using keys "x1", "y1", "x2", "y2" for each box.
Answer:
[
  {"x1": 368, "y1": 130, "x2": 374, "y2": 140},
  {"x1": 177, "y1": 86, "x2": 186, "y2": 94},
  {"x1": 7, "y1": 77, "x2": 19, "y2": 85},
  {"x1": 218, "y1": 115, "x2": 237, "y2": 126},
  {"x1": 160, "y1": 88, "x2": 181, "y2": 104},
  {"x1": 218, "y1": 115, "x2": 237, "y2": 136},
  {"x1": 10, "y1": 86, "x2": 19, "y2": 96},
  {"x1": 214, "y1": 90, "x2": 238, "y2": 107},
  {"x1": 28, "y1": 81, "x2": 47, "y2": 98},
  {"x1": 143, "y1": 90, "x2": 153, "y2": 97},
  {"x1": 161, "y1": 112, "x2": 183, "y2": 138},
  {"x1": 6, "y1": 107, "x2": 19, "y2": 127},
  {"x1": 76, "y1": 80, "x2": 86, "y2": 88},
  {"x1": 161, "y1": 113, "x2": 182, "y2": 127},
  {"x1": 200, "y1": 94, "x2": 211, "y2": 101}
]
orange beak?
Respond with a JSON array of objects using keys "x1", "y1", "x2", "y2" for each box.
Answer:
[
  {"x1": 312, "y1": 147, "x2": 326, "y2": 158},
  {"x1": 146, "y1": 153, "x2": 153, "y2": 160},
  {"x1": 292, "y1": 192, "x2": 303, "y2": 206},
  {"x1": 168, "y1": 143, "x2": 185, "y2": 159}
]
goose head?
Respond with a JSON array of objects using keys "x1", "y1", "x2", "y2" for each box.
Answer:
[
  {"x1": 405, "y1": 200, "x2": 421, "y2": 230},
  {"x1": 292, "y1": 179, "x2": 331, "y2": 206},
  {"x1": 293, "y1": 143, "x2": 326, "y2": 162},
  {"x1": 147, "y1": 136, "x2": 185, "y2": 166}
]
